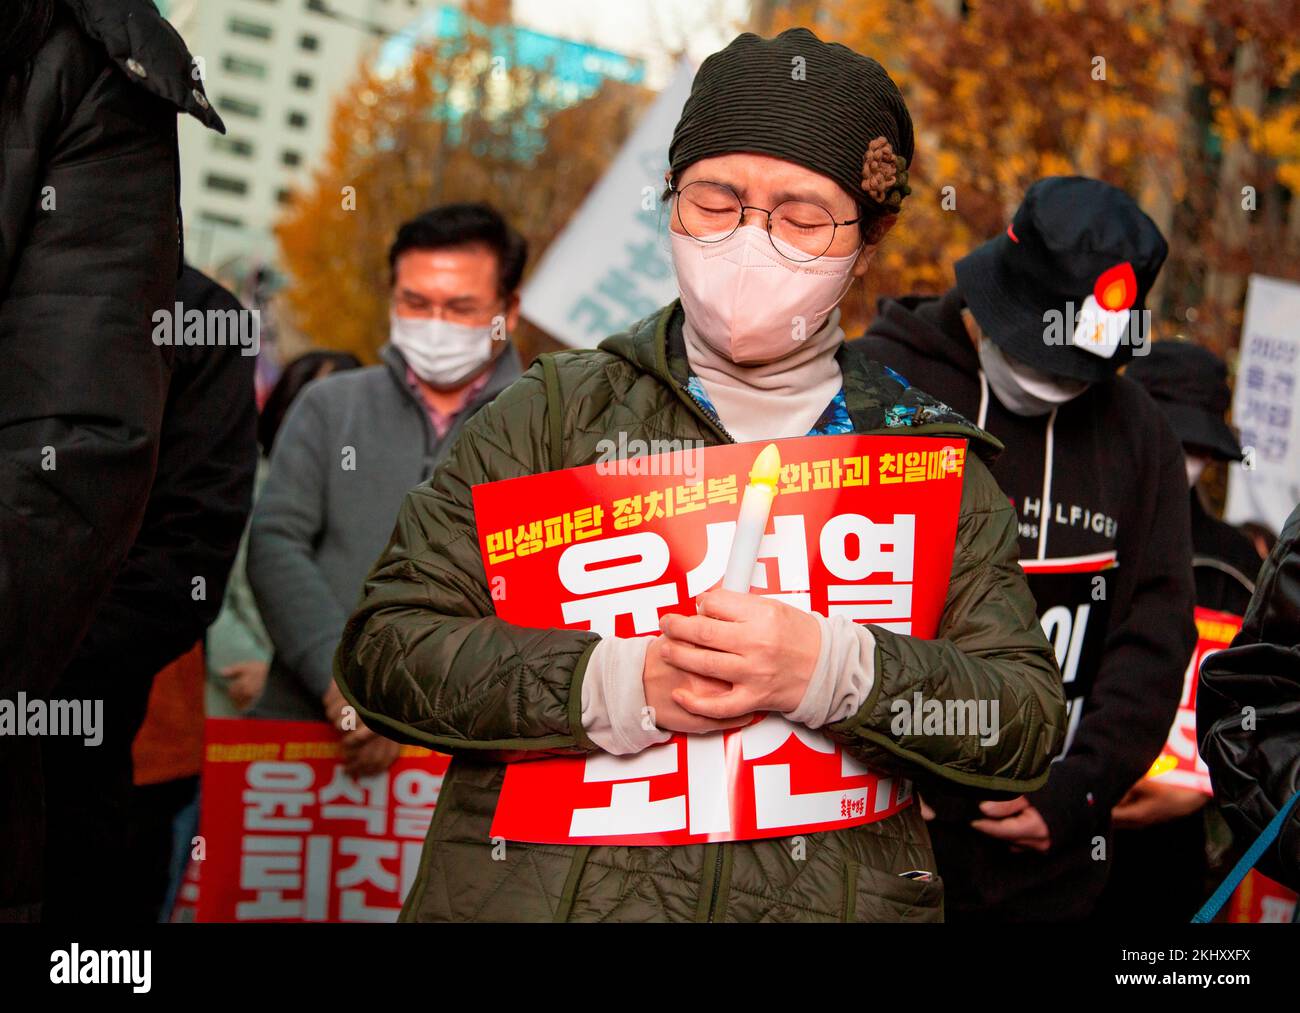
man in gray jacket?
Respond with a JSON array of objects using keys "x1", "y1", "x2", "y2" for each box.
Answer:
[{"x1": 248, "y1": 203, "x2": 525, "y2": 775}]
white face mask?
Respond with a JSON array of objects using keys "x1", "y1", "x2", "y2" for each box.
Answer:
[
  {"x1": 1186, "y1": 455, "x2": 1207, "y2": 488},
  {"x1": 670, "y1": 226, "x2": 859, "y2": 365},
  {"x1": 389, "y1": 312, "x2": 498, "y2": 389},
  {"x1": 978, "y1": 337, "x2": 1090, "y2": 417}
]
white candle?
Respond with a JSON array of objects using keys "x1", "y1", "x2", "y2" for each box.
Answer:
[{"x1": 721, "y1": 443, "x2": 782, "y2": 593}]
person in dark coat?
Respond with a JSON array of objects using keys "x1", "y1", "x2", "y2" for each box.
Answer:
[
  {"x1": 0, "y1": 0, "x2": 223, "y2": 919},
  {"x1": 1095, "y1": 340, "x2": 1262, "y2": 920},
  {"x1": 40, "y1": 265, "x2": 258, "y2": 922},
  {"x1": 1200, "y1": 503, "x2": 1300, "y2": 893},
  {"x1": 854, "y1": 177, "x2": 1197, "y2": 921}
]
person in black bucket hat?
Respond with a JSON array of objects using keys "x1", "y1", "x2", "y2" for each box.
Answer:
[
  {"x1": 1093, "y1": 340, "x2": 1262, "y2": 922},
  {"x1": 1125, "y1": 344, "x2": 1256, "y2": 613},
  {"x1": 1126, "y1": 340, "x2": 1245, "y2": 464},
  {"x1": 956, "y1": 176, "x2": 1169, "y2": 385},
  {"x1": 856, "y1": 176, "x2": 1197, "y2": 922}
]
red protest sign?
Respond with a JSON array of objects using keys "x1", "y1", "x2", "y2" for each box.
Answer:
[
  {"x1": 1227, "y1": 868, "x2": 1298, "y2": 923},
  {"x1": 195, "y1": 718, "x2": 450, "y2": 922},
  {"x1": 472, "y1": 434, "x2": 968, "y2": 846},
  {"x1": 1145, "y1": 606, "x2": 1243, "y2": 795}
]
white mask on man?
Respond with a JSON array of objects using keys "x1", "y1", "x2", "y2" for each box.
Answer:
[
  {"x1": 977, "y1": 337, "x2": 1090, "y2": 417},
  {"x1": 389, "y1": 312, "x2": 498, "y2": 390}
]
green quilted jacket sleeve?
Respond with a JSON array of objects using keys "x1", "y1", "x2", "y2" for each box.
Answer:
[
  {"x1": 824, "y1": 450, "x2": 1067, "y2": 793},
  {"x1": 334, "y1": 363, "x2": 600, "y2": 757}
]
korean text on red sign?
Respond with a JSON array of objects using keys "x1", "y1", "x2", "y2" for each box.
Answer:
[
  {"x1": 196, "y1": 718, "x2": 451, "y2": 922},
  {"x1": 472, "y1": 434, "x2": 968, "y2": 846},
  {"x1": 1145, "y1": 606, "x2": 1243, "y2": 795}
]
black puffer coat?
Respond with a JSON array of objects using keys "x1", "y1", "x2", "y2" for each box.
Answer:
[
  {"x1": 1199, "y1": 503, "x2": 1300, "y2": 891},
  {"x1": 0, "y1": 0, "x2": 223, "y2": 694},
  {"x1": 0, "y1": 0, "x2": 221, "y2": 915}
]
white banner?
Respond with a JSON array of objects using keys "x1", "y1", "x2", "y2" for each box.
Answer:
[
  {"x1": 521, "y1": 59, "x2": 694, "y2": 347},
  {"x1": 1225, "y1": 274, "x2": 1300, "y2": 535}
]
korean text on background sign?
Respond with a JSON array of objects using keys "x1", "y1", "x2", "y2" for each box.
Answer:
[{"x1": 196, "y1": 719, "x2": 451, "y2": 923}]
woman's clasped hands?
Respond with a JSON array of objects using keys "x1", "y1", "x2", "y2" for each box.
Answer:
[{"x1": 641, "y1": 589, "x2": 822, "y2": 734}]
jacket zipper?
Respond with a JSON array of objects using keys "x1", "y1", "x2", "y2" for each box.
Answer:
[
  {"x1": 706, "y1": 846, "x2": 724, "y2": 922},
  {"x1": 681, "y1": 380, "x2": 736, "y2": 446}
]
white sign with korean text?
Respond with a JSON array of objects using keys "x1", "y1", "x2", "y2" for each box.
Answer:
[
  {"x1": 1226, "y1": 274, "x2": 1300, "y2": 535},
  {"x1": 520, "y1": 59, "x2": 694, "y2": 347}
]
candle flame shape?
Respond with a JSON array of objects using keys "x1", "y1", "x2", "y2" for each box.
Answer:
[
  {"x1": 1093, "y1": 262, "x2": 1137, "y2": 312},
  {"x1": 749, "y1": 443, "x2": 782, "y2": 488}
]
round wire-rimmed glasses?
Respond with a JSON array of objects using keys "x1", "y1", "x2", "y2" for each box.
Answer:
[{"x1": 669, "y1": 179, "x2": 861, "y2": 263}]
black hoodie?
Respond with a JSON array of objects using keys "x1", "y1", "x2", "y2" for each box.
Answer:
[
  {"x1": 856, "y1": 289, "x2": 1197, "y2": 920},
  {"x1": 1190, "y1": 491, "x2": 1261, "y2": 618},
  {"x1": 1199, "y1": 504, "x2": 1300, "y2": 893}
]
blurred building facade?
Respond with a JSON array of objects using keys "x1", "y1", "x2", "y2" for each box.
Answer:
[
  {"x1": 168, "y1": 0, "x2": 643, "y2": 276},
  {"x1": 169, "y1": 0, "x2": 445, "y2": 273}
]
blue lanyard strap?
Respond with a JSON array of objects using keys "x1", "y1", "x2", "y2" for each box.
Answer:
[{"x1": 1192, "y1": 789, "x2": 1300, "y2": 923}]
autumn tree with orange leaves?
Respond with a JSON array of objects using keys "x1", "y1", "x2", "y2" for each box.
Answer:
[
  {"x1": 771, "y1": 0, "x2": 1300, "y2": 355},
  {"x1": 275, "y1": 20, "x2": 651, "y2": 363},
  {"x1": 280, "y1": 0, "x2": 1299, "y2": 364}
]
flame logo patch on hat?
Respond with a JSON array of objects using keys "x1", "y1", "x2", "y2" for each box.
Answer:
[{"x1": 1071, "y1": 262, "x2": 1137, "y2": 358}]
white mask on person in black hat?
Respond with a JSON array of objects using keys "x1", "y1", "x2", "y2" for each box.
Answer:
[{"x1": 978, "y1": 337, "x2": 1090, "y2": 417}]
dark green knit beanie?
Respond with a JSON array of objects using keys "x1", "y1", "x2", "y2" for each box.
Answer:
[{"x1": 668, "y1": 27, "x2": 915, "y2": 215}]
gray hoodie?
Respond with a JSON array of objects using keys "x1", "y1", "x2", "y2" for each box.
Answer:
[{"x1": 247, "y1": 343, "x2": 522, "y2": 719}]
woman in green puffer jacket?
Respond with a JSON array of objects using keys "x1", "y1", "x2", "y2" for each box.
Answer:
[{"x1": 335, "y1": 27, "x2": 1066, "y2": 922}]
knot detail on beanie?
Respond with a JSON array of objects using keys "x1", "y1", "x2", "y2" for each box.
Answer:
[{"x1": 861, "y1": 137, "x2": 911, "y2": 207}]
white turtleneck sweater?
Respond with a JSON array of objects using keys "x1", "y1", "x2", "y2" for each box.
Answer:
[{"x1": 683, "y1": 307, "x2": 847, "y2": 443}]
